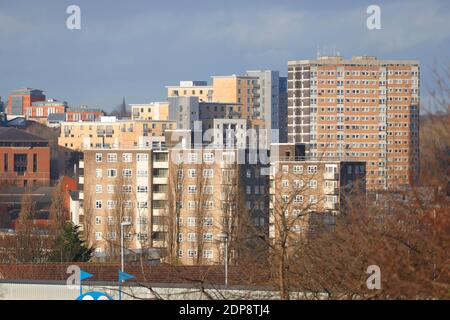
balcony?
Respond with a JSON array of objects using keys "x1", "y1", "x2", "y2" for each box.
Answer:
[
  {"x1": 78, "y1": 176, "x2": 84, "y2": 184},
  {"x1": 153, "y1": 193, "x2": 167, "y2": 201},
  {"x1": 79, "y1": 191, "x2": 84, "y2": 200},
  {"x1": 152, "y1": 177, "x2": 168, "y2": 185},
  {"x1": 324, "y1": 202, "x2": 339, "y2": 210},
  {"x1": 324, "y1": 186, "x2": 339, "y2": 195},
  {"x1": 323, "y1": 172, "x2": 339, "y2": 180},
  {"x1": 153, "y1": 161, "x2": 168, "y2": 169},
  {"x1": 78, "y1": 160, "x2": 84, "y2": 169}
]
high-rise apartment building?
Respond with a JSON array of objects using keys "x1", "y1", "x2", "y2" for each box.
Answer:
[
  {"x1": 269, "y1": 143, "x2": 366, "y2": 241},
  {"x1": 212, "y1": 75, "x2": 259, "y2": 122},
  {"x1": 287, "y1": 56, "x2": 420, "y2": 190},
  {"x1": 80, "y1": 136, "x2": 269, "y2": 264},
  {"x1": 79, "y1": 144, "x2": 169, "y2": 259}
]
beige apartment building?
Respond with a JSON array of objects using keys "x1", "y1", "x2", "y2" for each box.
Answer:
[
  {"x1": 212, "y1": 75, "x2": 260, "y2": 124},
  {"x1": 58, "y1": 116, "x2": 176, "y2": 151},
  {"x1": 130, "y1": 102, "x2": 169, "y2": 121},
  {"x1": 269, "y1": 143, "x2": 366, "y2": 241},
  {"x1": 166, "y1": 81, "x2": 213, "y2": 102},
  {"x1": 287, "y1": 55, "x2": 420, "y2": 190},
  {"x1": 79, "y1": 143, "x2": 169, "y2": 259},
  {"x1": 79, "y1": 131, "x2": 268, "y2": 264}
]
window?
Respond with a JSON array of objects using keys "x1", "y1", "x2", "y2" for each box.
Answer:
[
  {"x1": 122, "y1": 153, "x2": 132, "y2": 162},
  {"x1": 95, "y1": 232, "x2": 102, "y2": 241},
  {"x1": 203, "y1": 185, "x2": 214, "y2": 194},
  {"x1": 187, "y1": 217, "x2": 196, "y2": 226},
  {"x1": 123, "y1": 169, "x2": 132, "y2": 177},
  {"x1": 123, "y1": 185, "x2": 132, "y2": 193},
  {"x1": 95, "y1": 185, "x2": 102, "y2": 193},
  {"x1": 187, "y1": 233, "x2": 197, "y2": 242},
  {"x1": 294, "y1": 195, "x2": 303, "y2": 203},
  {"x1": 308, "y1": 166, "x2": 317, "y2": 174},
  {"x1": 107, "y1": 216, "x2": 116, "y2": 225},
  {"x1": 107, "y1": 153, "x2": 117, "y2": 162},
  {"x1": 107, "y1": 169, "x2": 117, "y2": 178},
  {"x1": 293, "y1": 180, "x2": 303, "y2": 189},
  {"x1": 124, "y1": 200, "x2": 132, "y2": 208},
  {"x1": 137, "y1": 201, "x2": 148, "y2": 209},
  {"x1": 282, "y1": 180, "x2": 289, "y2": 188},
  {"x1": 188, "y1": 153, "x2": 198, "y2": 163},
  {"x1": 137, "y1": 186, "x2": 148, "y2": 193},
  {"x1": 203, "y1": 169, "x2": 214, "y2": 178},
  {"x1": 176, "y1": 169, "x2": 183, "y2": 178},
  {"x1": 95, "y1": 201, "x2": 102, "y2": 209},
  {"x1": 107, "y1": 185, "x2": 115, "y2": 193},
  {"x1": 137, "y1": 216, "x2": 147, "y2": 225},
  {"x1": 187, "y1": 249, "x2": 198, "y2": 257},
  {"x1": 107, "y1": 200, "x2": 117, "y2": 209},
  {"x1": 137, "y1": 169, "x2": 148, "y2": 177},
  {"x1": 246, "y1": 169, "x2": 251, "y2": 178},
  {"x1": 203, "y1": 201, "x2": 214, "y2": 209},
  {"x1": 137, "y1": 153, "x2": 148, "y2": 162},
  {"x1": 95, "y1": 169, "x2": 102, "y2": 178},
  {"x1": 188, "y1": 169, "x2": 197, "y2": 178},
  {"x1": 33, "y1": 154, "x2": 37, "y2": 172},
  {"x1": 282, "y1": 165, "x2": 289, "y2": 173},
  {"x1": 203, "y1": 153, "x2": 214, "y2": 163},
  {"x1": 309, "y1": 180, "x2": 317, "y2": 189},
  {"x1": 95, "y1": 216, "x2": 102, "y2": 225},
  {"x1": 13, "y1": 154, "x2": 27, "y2": 174},
  {"x1": 282, "y1": 195, "x2": 289, "y2": 204},
  {"x1": 293, "y1": 165, "x2": 303, "y2": 173},
  {"x1": 188, "y1": 185, "x2": 197, "y2": 194},
  {"x1": 95, "y1": 153, "x2": 102, "y2": 162},
  {"x1": 107, "y1": 232, "x2": 116, "y2": 240},
  {"x1": 203, "y1": 233, "x2": 213, "y2": 242},
  {"x1": 309, "y1": 195, "x2": 318, "y2": 204},
  {"x1": 204, "y1": 217, "x2": 213, "y2": 226},
  {"x1": 203, "y1": 250, "x2": 214, "y2": 259},
  {"x1": 3, "y1": 154, "x2": 7, "y2": 172}
]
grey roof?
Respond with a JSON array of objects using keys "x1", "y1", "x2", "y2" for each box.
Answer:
[
  {"x1": 0, "y1": 186, "x2": 53, "y2": 205},
  {"x1": 67, "y1": 106, "x2": 103, "y2": 113},
  {"x1": 0, "y1": 127, "x2": 48, "y2": 143},
  {"x1": 47, "y1": 113, "x2": 66, "y2": 122}
]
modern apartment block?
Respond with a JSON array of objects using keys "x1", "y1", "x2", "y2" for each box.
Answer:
[
  {"x1": 80, "y1": 132, "x2": 269, "y2": 264},
  {"x1": 65, "y1": 106, "x2": 105, "y2": 122},
  {"x1": 6, "y1": 88, "x2": 46, "y2": 116},
  {"x1": 166, "y1": 81, "x2": 213, "y2": 102},
  {"x1": 0, "y1": 127, "x2": 50, "y2": 187},
  {"x1": 167, "y1": 96, "x2": 199, "y2": 130},
  {"x1": 287, "y1": 56, "x2": 420, "y2": 190},
  {"x1": 79, "y1": 145, "x2": 169, "y2": 259},
  {"x1": 131, "y1": 102, "x2": 169, "y2": 121},
  {"x1": 269, "y1": 143, "x2": 366, "y2": 240},
  {"x1": 58, "y1": 116, "x2": 177, "y2": 151},
  {"x1": 25, "y1": 99, "x2": 68, "y2": 123}
]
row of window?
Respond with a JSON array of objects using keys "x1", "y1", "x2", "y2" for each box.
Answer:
[{"x1": 95, "y1": 153, "x2": 148, "y2": 162}]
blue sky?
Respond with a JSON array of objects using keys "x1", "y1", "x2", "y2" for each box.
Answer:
[{"x1": 0, "y1": 0, "x2": 449, "y2": 111}]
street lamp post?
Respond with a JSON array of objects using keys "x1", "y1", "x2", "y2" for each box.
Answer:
[
  {"x1": 120, "y1": 221, "x2": 132, "y2": 272},
  {"x1": 217, "y1": 232, "x2": 229, "y2": 287}
]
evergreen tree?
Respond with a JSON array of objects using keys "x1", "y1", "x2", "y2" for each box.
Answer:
[{"x1": 50, "y1": 222, "x2": 93, "y2": 262}]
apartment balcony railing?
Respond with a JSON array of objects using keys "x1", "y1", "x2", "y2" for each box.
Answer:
[
  {"x1": 324, "y1": 186, "x2": 339, "y2": 195},
  {"x1": 323, "y1": 172, "x2": 339, "y2": 180}
]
